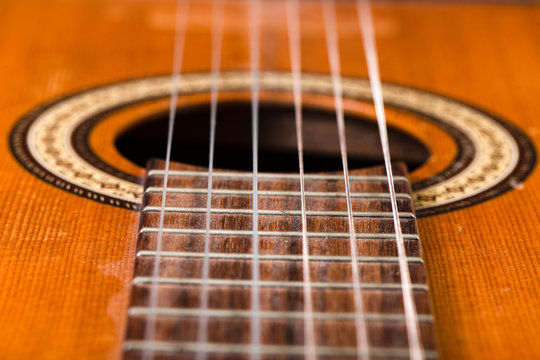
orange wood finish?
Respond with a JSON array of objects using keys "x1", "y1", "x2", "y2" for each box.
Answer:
[{"x1": 0, "y1": 0, "x2": 538, "y2": 359}]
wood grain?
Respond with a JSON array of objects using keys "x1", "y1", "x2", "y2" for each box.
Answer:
[
  {"x1": 123, "y1": 160, "x2": 436, "y2": 359},
  {"x1": 0, "y1": 0, "x2": 537, "y2": 359}
]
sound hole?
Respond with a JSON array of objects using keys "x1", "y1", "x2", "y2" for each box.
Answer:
[{"x1": 115, "y1": 102, "x2": 429, "y2": 173}]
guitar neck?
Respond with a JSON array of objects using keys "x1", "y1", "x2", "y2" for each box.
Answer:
[{"x1": 124, "y1": 159, "x2": 437, "y2": 359}]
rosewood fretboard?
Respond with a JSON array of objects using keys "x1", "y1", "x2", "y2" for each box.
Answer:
[{"x1": 123, "y1": 160, "x2": 437, "y2": 359}]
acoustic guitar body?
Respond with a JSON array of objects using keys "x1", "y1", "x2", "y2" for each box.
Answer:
[{"x1": 0, "y1": 0, "x2": 538, "y2": 359}]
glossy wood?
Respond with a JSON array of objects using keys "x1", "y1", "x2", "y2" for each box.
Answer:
[
  {"x1": 0, "y1": 0, "x2": 538, "y2": 359},
  {"x1": 123, "y1": 160, "x2": 436, "y2": 359}
]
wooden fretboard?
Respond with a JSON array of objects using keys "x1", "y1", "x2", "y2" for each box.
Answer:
[{"x1": 123, "y1": 160, "x2": 438, "y2": 359}]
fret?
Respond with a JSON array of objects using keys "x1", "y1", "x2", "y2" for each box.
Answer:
[
  {"x1": 127, "y1": 307, "x2": 434, "y2": 322},
  {"x1": 123, "y1": 341, "x2": 439, "y2": 359},
  {"x1": 135, "y1": 257, "x2": 426, "y2": 284},
  {"x1": 142, "y1": 206, "x2": 416, "y2": 218},
  {"x1": 148, "y1": 170, "x2": 409, "y2": 182},
  {"x1": 143, "y1": 210, "x2": 417, "y2": 235},
  {"x1": 145, "y1": 186, "x2": 412, "y2": 199},
  {"x1": 136, "y1": 250, "x2": 424, "y2": 263},
  {"x1": 145, "y1": 196, "x2": 415, "y2": 214},
  {"x1": 136, "y1": 236, "x2": 423, "y2": 258},
  {"x1": 128, "y1": 283, "x2": 432, "y2": 314},
  {"x1": 138, "y1": 227, "x2": 420, "y2": 239},
  {"x1": 131, "y1": 277, "x2": 429, "y2": 291},
  {"x1": 124, "y1": 161, "x2": 437, "y2": 358}
]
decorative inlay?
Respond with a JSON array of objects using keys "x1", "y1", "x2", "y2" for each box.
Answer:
[{"x1": 10, "y1": 71, "x2": 535, "y2": 215}]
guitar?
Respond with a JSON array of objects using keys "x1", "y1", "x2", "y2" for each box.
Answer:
[{"x1": 1, "y1": 0, "x2": 538, "y2": 359}]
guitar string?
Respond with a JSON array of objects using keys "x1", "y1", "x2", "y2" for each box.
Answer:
[
  {"x1": 284, "y1": 0, "x2": 317, "y2": 359},
  {"x1": 141, "y1": 2, "x2": 422, "y2": 358},
  {"x1": 355, "y1": 0, "x2": 424, "y2": 359},
  {"x1": 320, "y1": 1, "x2": 370, "y2": 359},
  {"x1": 196, "y1": 0, "x2": 225, "y2": 358},
  {"x1": 249, "y1": 0, "x2": 262, "y2": 359},
  {"x1": 142, "y1": 0, "x2": 191, "y2": 359}
]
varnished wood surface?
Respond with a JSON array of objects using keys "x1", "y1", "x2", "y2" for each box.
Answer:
[
  {"x1": 0, "y1": 0, "x2": 538, "y2": 359},
  {"x1": 124, "y1": 160, "x2": 436, "y2": 359}
]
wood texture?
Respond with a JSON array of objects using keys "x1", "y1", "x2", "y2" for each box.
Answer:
[
  {"x1": 123, "y1": 160, "x2": 436, "y2": 359},
  {"x1": 0, "y1": 1, "x2": 538, "y2": 359}
]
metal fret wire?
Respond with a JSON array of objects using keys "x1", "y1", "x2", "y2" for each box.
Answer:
[
  {"x1": 145, "y1": 187, "x2": 413, "y2": 199},
  {"x1": 142, "y1": 1, "x2": 190, "y2": 359},
  {"x1": 321, "y1": 1, "x2": 370, "y2": 359},
  {"x1": 249, "y1": 0, "x2": 262, "y2": 358},
  {"x1": 147, "y1": 170, "x2": 408, "y2": 181},
  {"x1": 129, "y1": 308, "x2": 435, "y2": 322},
  {"x1": 138, "y1": 227, "x2": 420, "y2": 239},
  {"x1": 285, "y1": 0, "x2": 317, "y2": 357},
  {"x1": 142, "y1": 206, "x2": 416, "y2": 218},
  {"x1": 136, "y1": 251, "x2": 424, "y2": 263},
  {"x1": 356, "y1": 0, "x2": 424, "y2": 358},
  {"x1": 133, "y1": 277, "x2": 429, "y2": 290},
  {"x1": 125, "y1": 341, "x2": 440, "y2": 359},
  {"x1": 196, "y1": 0, "x2": 224, "y2": 358}
]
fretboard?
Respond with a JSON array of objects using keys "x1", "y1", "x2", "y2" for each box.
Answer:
[{"x1": 123, "y1": 160, "x2": 438, "y2": 359}]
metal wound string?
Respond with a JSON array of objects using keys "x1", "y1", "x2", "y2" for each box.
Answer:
[
  {"x1": 355, "y1": 1, "x2": 423, "y2": 359},
  {"x1": 320, "y1": 1, "x2": 370, "y2": 359},
  {"x1": 249, "y1": 0, "x2": 262, "y2": 358},
  {"x1": 285, "y1": 0, "x2": 317, "y2": 359},
  {"x1": 196, "y1": 0, "x2": 225, "y2": 358},
  {"x1": 143, "y1": 0, "x2": 191, "y2": 359}
]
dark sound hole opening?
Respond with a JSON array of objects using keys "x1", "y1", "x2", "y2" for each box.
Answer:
[{"x1": 115, "y1": 101, "x2": 429, "y2": 173}]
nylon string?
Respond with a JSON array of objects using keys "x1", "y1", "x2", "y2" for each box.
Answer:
[
  {"x1": 142, "y1": 0, "x2": 191, "y2": 359},
  {"x1": 355, "y1": 0, "x2": 424, "y2": 359},
  {"x1": 285, "y1": 0, "x2": 317, "y2": 359},
  {"x1": 320, "y1": 1, "x2": 370, "y2": 359},
  {"x1": 249, "y1": 0, "x2": 262, "y2": 358},
  {"x1": 196, "y1": 0, "x2": 225, "y2": 359}
]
